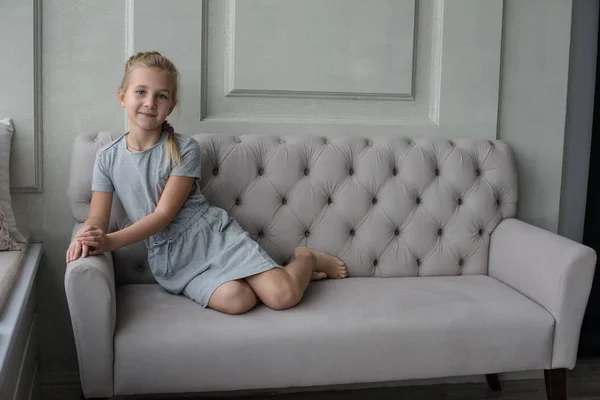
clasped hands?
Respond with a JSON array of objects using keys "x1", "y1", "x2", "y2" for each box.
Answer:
[{"x1": 65, "y1": 225, "x2": 113, "y2": 263}]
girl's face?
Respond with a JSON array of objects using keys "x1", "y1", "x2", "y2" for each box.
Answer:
[{"x1": 118, "y1": 67, "x2": 175, "y2": 136}]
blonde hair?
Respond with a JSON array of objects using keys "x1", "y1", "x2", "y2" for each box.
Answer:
[{"x1": 119, "y1": 51, "x2": 181, "y2": 164}]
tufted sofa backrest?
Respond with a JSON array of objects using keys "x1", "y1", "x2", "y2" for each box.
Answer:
[{"x1": 68, "y1": 133, "x2": 517, "y2": 286}]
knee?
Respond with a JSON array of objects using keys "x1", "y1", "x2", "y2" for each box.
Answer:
[
  {"x1": 214, "y1": 282, "x2": 257, "y2": 315},
  {"x1": 262, "y1": 277, "x2": 301, "y2": 310}
]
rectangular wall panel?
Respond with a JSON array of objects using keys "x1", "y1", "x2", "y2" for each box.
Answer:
[
  {"x1": 231, "y1": 0, "x2": 416, "y2": 99},
  {"x1": 132, "y1": 0, "x2": 503, "y2": 139},
  {"x1": 0, "y1": 0, "x2": 42, "y2": 192}
]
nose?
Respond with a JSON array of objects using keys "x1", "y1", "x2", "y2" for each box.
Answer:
[{"x1": 145, "y1": 95, "x2": 157, "y2": 108}]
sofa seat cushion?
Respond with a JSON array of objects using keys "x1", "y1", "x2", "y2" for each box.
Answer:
[{"x1": 113, "y1": 275, "x2": 554, "y2": 396}]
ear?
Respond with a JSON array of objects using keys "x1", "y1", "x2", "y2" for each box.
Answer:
[{"x1": 117, "y1": 89, "x2": 126, "y2": 107}]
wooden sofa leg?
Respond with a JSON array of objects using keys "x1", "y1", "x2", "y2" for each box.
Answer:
[
  {"x1": 544, "y1": 368, "x2": 567, "y2": 400},
  {"x1": 485, "y1": 373, "x2": 502, "y2": 391}
]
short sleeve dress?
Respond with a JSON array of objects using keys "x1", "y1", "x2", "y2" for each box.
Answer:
[{"x1": 92, "y1": 131, "x2": 278, "y2": 306}]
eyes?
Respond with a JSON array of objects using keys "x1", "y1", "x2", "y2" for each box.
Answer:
[{"x1": 135, "y1": 89, "x2": 169, "y2": 100}]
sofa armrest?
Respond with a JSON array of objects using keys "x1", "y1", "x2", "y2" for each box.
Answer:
[
  {"x1": 64, "y1": 225, "x2": 116, "y2": 399},
  {"x1": 489, "y1": 218, "x2": 596, "y2": 369}
]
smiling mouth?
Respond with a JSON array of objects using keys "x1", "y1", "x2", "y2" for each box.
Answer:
[{"x1": 138, "y1": 112, "x2": 157, "y2": 117}]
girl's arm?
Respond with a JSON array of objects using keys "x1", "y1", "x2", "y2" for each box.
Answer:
[
  {"x1": 104, "y1": 175, "x2": 195, "y2": 251},
  {"x1": 85, "y1": 191, "x2": 113, "y2": 233}
]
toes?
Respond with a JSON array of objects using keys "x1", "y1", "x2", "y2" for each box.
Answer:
[{"x1": 339, "y1": 266, "x2": 348, "y2": 278}]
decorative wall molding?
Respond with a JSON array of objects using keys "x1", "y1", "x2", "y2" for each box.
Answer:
[
  {"x1": 9, "y1": 0, "x2": 43, "y2": 193},
  {"x1": 130, "y1": 0, "x2": 502, "y2": 138},
  {"x1": 200, "y1": 0, "x2": 209, "y2": 121},
  {"x1": 224, "y1": 0, "x2": 418, "y2": 101}
]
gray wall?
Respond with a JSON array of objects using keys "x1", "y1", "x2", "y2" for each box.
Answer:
[{"x1": 5, "y1": 0, "x2": 591, "y2": 392}]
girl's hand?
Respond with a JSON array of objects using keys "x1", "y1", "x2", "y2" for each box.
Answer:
[
  {"x1": 66, "y1": 225, "x2": 95, "y2": 263},
  {"x1": 75, "y1": 225, "x2": 112, "y2": 256},
  {"x1": 66, "y1": 237, "x2": 87, "y2": 263}
]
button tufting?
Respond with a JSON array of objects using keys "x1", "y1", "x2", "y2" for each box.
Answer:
[
  {"x1": 304, "y1": 168, "x2": 310, "y2": 176},
  {"x1": 324, "y1": 138, "x2": 330, "y2": 145},
  {"x1": 234, "y1": 137, "x2": 241, "y2": 144},
  {"x1": 373, "y1": 259, "x2": 378, "y2": 266},
  {"x1": 305, "y1": 231, "x2": 310, "y2": 237},
  {"x1": 212, "y1": 168, "x2": 219, "y2": 176},
  {"x1": 327, "y1": 197, "x2": 333, "y2": 204},
  {"x1": 235, "y1": 198, "x2": 242, "y2": 206},
  {"x1": 372, "y1": 198, "x2": 378, "y2": 205},
  {"x1": 349, "y1": 229, "x2": 355, "y2": 236},
  {"x1": 438, "y1": 228, "x2": 443, "y2": 236},
  {"x1": 458, "y1": 258, "x2": 464, "y2": 266},
  {"x1": 281, "y1": 198, "x2": 287, "y2": 205},
  {"x1": 349, "y1": 168, "x2": 354, "y2": 176},
  {"x1": 478, "y1": 228, "x2": 483, "y2": 235},
  {"x1": 394, "y1": 228, "x2": 400, "y2": 236},
  {"x1": 258, "y1": 168, "x2": 264, "y2": 176},
  {"x1": 366, "y1": 139, "x2": 372, "y2": 147},
  {"x1": 416, "y1": 258, "x2": 421, "y2": 266},
  {"x1": 416, "y1": 197, "x2": 421, "y2": 205},
  {"x1": 458, "y1": 198, "x2": 463, "y2": 205},
  {"x1": 258, "y1": 231, "x2": 265, "y2": 238},
  {"x1": 476, "y1": 168, "x2": 481, "y2": 176},
  {"x1": 279, "y1": 139, "x2": 286, "y2": 144},
  {"x1": 435, "y1": 168, "x2": 440, "y2": 176},
  {"x1": 496, "y1": 198, "x2": 501, "y2": 206},
  {"x1": 392, "y1": 168, "x2": 398, "y2": 176},
  {"x1": 406, "y1": 139, "x2": 413, "y2": 146},
  {"x1": 449, "y1": 140, "x2": 455, "y2": 147}
]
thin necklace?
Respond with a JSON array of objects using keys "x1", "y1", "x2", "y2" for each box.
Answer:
[{"x1": 126, "y1": 134, "x2": 145, "y2": 152}]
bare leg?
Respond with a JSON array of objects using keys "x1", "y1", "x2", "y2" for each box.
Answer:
[
  {"x1": 245, "y1": 247, "x2": 347, "y2": 310},
  {"x1": 207, "y1": 280, "x2": 259, "y2": 315}
]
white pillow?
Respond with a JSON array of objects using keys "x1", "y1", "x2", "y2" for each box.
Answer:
[
  {"x1": 0, "y1": 118, "x2": 26, "y2": 243},
  {"x1": 0, "y1": 202, "x2": 19, "y2": 251}
]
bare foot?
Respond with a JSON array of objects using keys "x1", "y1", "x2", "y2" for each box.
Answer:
[
  {"x1": 296, "y1": 247, "x2": 348, "y2": 279},
  {"x1": 311, "y1": 271, "x2": 327, "y2": 281}
]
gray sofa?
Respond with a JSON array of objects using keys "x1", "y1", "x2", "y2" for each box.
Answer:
[{"x1": 65, "y1": 133, "x2": 596, "y2": 400}]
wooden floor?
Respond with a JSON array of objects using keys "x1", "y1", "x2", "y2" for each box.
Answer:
[
  {"x1": 45, "y1": 359, "x2": 600, "y2": 400},
  {"x1": 165, "y1": 359, "x2": 600, "y2": 400}
]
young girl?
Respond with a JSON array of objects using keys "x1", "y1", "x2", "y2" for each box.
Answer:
[{"x1": 66, "y1": 51, "x2": 347, "y2": 315}]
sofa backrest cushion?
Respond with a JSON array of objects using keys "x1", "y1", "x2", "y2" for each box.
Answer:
[{"x1": 68, "y1": 133, "x2": 517, "y2": 285}]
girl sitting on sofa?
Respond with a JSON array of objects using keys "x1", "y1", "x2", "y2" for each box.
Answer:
[{"x1": 65, "y1": 51, "x2": 347, "y2": 315}]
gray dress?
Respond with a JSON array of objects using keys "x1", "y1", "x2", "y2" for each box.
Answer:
[{"x1": 92, "y1": 131, "x2": 278, "y2": 306}]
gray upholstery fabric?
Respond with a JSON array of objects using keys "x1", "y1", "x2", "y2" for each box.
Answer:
[
  {"x1": 63, "y1": 132, "x2": 595, "y2": 398},
  {"x1": 489, "y1": 218, "x2": 597, "y2": 369},
  {"x1": 67, "y1": 133, "x2": 518, "y2": 285},
  {"x1": 113, "y1": 276, "x2": 553, "y2": 396}
]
